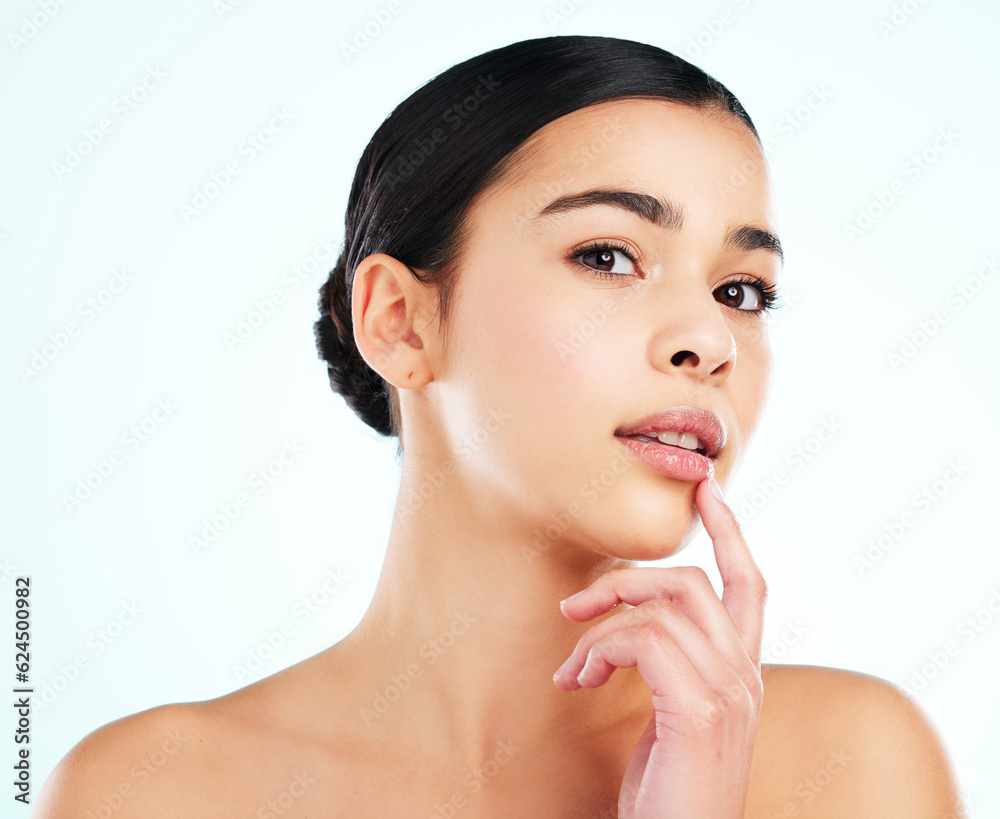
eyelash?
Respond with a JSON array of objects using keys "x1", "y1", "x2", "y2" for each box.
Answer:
[{"x1": 568, "y1": 240, "x2": 782, "y2": 315}]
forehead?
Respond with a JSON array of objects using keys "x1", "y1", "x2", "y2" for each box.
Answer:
[{"x1": 475, "y1": 97, "x2": 775, "y2": 234}]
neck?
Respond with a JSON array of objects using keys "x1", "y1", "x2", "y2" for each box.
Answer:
[{"x1": 335, "y1": 457, "x2": 654, "y2": 764}]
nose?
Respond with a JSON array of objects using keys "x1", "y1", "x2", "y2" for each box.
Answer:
[{"x1": 646, "y1": 277, "x2": 736, "y2": 385}]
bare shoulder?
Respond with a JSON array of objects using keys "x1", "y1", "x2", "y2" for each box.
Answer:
[
  {"x1": 32, "y1": 658, "x2": 359, "y2": 818},
  {"x1": 747, "y1": 663, "x2": 964, "y2": 818},
  {"x1": 33, "y1": 700, "x2": 222, "y2": 818}
]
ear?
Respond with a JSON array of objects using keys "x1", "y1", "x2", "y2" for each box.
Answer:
[{"x1": 351, "y1": 252, "x2": 436, "y2": 389}]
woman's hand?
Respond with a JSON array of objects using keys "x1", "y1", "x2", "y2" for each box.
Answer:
[{"x1": 553, "y1": 476, "x2": 766, "y2": 818}]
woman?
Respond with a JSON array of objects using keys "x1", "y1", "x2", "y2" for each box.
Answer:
[{"x1": 36, "y1": 35, "x2": 962, "y2": 818}]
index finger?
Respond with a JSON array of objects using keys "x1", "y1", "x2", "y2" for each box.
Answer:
[{"x1": 696, "y1": 476, "x2": 767, "y2": 663}]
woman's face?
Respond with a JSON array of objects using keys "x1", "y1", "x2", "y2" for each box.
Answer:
[{"x1": 423, "y1": 98, "x2": 781, "y2": 561}]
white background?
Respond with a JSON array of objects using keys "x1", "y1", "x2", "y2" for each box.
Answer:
[{"x1": 3, "y1": 0, "x2": 997, "y2": 814}]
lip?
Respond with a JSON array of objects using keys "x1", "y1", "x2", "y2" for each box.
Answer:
[
  {"x1": 614, "y1": 405, "x2": 726, "y2": 459},
  {"x1": 614, "y1": 435, "x2": 715, "y2": 482}
]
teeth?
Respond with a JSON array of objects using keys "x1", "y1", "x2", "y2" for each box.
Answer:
[{"x1": 655, "y1": 430, "x2": 704, "y2": 452}]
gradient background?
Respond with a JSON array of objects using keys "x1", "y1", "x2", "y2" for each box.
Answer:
[{"x1": 4, "y1": 0, "x2": 998, "y2": 813}]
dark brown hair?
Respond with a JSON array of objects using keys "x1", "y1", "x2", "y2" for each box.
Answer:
[{"x1": 313, "y1": 34, "x2": 758, "y2": 457}]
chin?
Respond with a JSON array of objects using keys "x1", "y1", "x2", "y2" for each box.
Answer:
[
  {"x1": 609, "y1": 542, "x2": 690, "y2": 562},
  {"x1": 587, "y1": 515, "x2": 699, "y2": 563}
]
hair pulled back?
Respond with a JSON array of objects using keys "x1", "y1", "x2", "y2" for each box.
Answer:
[{"x1": 313, "y1": 34, "x2": 758, "y2": 452}]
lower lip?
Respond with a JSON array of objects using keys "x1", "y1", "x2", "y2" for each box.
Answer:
[{"x1": 614, "y1": 435, "x2": 715, "y2": 482}]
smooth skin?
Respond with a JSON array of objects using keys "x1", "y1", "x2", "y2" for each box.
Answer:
[
  {"x1": 554, "y1": 478, "x2": 765, "y2": 817},
  {"x1": 34, "y1": 99, "x2": 963, "y2": 817}
]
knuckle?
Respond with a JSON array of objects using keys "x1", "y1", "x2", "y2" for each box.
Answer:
[
  {"x1": 642, "y1": 597, "x2": 677, "y2": 620},
  {"x1": 746, "y1": 571, "x2": 768, "y2": 603},
  {"x1": 742, "y1": 668, "x2": 764, "y2": 704},
  {"x1": 609, "y1": 628, "x2": 629, "y2": 647},
  {"x1": 678, "y1": 565, "x2": 713, "y2": 593},
  {"x1": 639, "y1": 622, "x2": 672, "y2": 652},
  {"x1": 693, "y1": 678, "x2": 760, "y2": 729},
  {"x1": 727, "y1": 680, "x2": 756, "y2": 714},
  {"x1": 616, "y1": 605, "x2": 647, "y2": 632},
  {"x1": 697, "y1": 694, "x2": 727, "y2": 726}
]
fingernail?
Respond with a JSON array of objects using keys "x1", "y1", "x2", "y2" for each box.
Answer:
[
  {"x1": 559, "y1": 589, "x2": 586, "y2": 606},
  {"x1": 553, "y1": 657, "x2": 572, "y2": 680},
  {"x1": 577, "y1": 652, "x2": 596, "y2": 684},
  {"x1": 708, "y1": 477, "x2": 725, "y2": 502}
]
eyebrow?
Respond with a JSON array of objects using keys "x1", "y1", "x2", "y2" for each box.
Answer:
[{"x1": 533, "y1": 188, "x2": 784, "y2": 265}]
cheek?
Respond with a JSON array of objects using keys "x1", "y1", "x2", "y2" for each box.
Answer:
[
  {"x1": 478, "y1": 275, "x2": 601, "y2": 394},
  {"x1": 457, "y1": 274, "x2": 616, "y2": 454},
  {"x1": 739, "y1": 331, "x2": 773, "y2": 409},
  {"x1": 515, "y1": 292, "x2": 629, "y2": 418},
  {"x1": 726, "y1": 334, "x2": 773, "y2": 464}
]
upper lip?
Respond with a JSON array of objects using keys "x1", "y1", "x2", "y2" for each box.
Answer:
[{"x1": 614, "y1": 405, "x2": 727, "y2": 458}]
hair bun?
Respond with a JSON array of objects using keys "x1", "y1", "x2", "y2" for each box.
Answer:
[{"x1": 314, "y1": 254, "x2": 394, "y2": 438}]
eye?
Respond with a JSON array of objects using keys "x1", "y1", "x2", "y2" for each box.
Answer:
[
  {"x1": 569, "y1": 240, "x2": 640, "y2": 279},
  {"x1": 567, "y1": 241, "x2": 783, "y2": 317},
  {"x1": 715, "y1": 276, "x2": 782, "y2": 315}
]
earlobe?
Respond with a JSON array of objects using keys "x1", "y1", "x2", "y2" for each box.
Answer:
[{"x1": 352, "y1": 253, "x2": 433, "y2": 388}]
